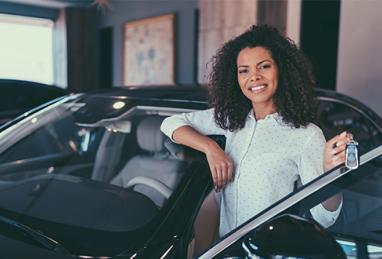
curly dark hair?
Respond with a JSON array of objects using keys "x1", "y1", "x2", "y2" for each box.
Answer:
[{"x1": 208, "y1": 25, "x2": 317, "y2": 131}]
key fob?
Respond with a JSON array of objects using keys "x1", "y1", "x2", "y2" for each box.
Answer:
[{"x1": 345, "y1": 140, "x2": 359, "y2": 169}]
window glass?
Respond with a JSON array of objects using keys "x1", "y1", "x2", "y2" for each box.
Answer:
[
  {"x1": 0, "y1": 14, "x2": 54, "y2": 84},
  {"x1": 0, "y1": 114, "x2": 92, "y2": 163},
  {"x1": 367, "y1": 244, "x2": 382, "y2": 259},
  {"x1": 0, "y1": 97, "x2": 192, "y2": 211},
  {"x1": 337, "y1": 239, "x2": 357, "y2": 259},
  {"x1": 317, "y1": 100, "x2": 382, "y2": 156}
]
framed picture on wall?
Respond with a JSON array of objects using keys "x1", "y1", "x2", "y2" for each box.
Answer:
[{"x1": 123, "y1": 13, "x2": 175, "y2": 86}]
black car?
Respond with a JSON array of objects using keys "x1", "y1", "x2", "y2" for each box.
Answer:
[
  {"x1": 0, "y1": 86, "x2": 381, "y2": 258},
  {"x1": 0, "y1": 79, "x2": 67, "y2": 125}
]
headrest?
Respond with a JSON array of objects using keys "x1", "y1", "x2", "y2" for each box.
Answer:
[{"x1": 136, "y1": 116, "x2": 165, "y2": 152}]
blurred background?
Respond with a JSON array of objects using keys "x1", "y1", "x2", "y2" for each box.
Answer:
[{"x1": 0, "y1": 0, "x2": 381, "y2": 116}]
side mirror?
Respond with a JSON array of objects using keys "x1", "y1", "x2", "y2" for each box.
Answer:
[{"x1": 242, "y1": 214, "x2": 346, "y2": 258}]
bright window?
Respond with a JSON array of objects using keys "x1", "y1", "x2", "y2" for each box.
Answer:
[
  {"x1": 0, "y1": 13, "x2": 54, "y2": 84},
  {"x1": 368, "y1": 244, "x2": 382, "y2": 259}
]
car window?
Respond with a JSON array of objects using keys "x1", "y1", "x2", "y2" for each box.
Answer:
[
  {"x1": 275, "y1": 152, "x2": 382, "y2": 258},
  {"x1": 317, "y1": 99, "x2": 382, "y2": 155},
  {"x1": 367, "y1": 243, "x2": 382, "y2": 259},
  {"x1": 0, "y1": 114, "x2": 100, "y2": 164}
]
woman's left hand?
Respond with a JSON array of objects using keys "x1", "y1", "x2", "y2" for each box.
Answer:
[{"x1": 324, "y1": 131, "x2": 354, "y2": 172}]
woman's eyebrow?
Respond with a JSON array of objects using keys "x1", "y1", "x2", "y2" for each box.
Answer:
[
  {"x1": 257, "y1": 59, "x2": 272, "y2": 66},
  {"x1": 238, "y1": 59, "x2": 273, "y2": 68}
]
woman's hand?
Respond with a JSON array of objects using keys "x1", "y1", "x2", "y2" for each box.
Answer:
[
  {"x1": 171, "y1": 126, "x2": 233, "y2": 191},
  {"x1": 323, "y1": 131, "x2": 354, "y2": 172},
  {"x1": 205, "y1": 140, "x2": 233, "y2": 191}
]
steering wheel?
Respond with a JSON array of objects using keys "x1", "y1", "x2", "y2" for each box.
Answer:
[{"x1": 125, "y1": 176, "x2": 172, "y2": 199}]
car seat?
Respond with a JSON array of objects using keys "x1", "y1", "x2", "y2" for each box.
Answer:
[
  {"x1": 109, "y1": 116, "x2": 185, "y2": 207},
  {"x1": 91, "y1": 130, "x2": 126, "y2": 183}
]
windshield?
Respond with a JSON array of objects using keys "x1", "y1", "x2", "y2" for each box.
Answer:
[{"x1": 0, "y1": 95, "x2": 194, "y2": 254}]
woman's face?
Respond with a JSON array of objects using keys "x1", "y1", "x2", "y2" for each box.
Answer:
[{"x1": 237, "y1": 46, "x2": 279, "y2": 109}]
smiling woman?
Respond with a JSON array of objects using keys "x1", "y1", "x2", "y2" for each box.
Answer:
[{"x1": 160, "y1": 24, "x2": 353, "y2": 238}]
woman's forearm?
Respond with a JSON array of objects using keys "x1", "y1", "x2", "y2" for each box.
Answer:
[
  {"x1": 172, "y1": 125, "x2": 233, "y2": 190},
  {"x1": 321, "y1": 132, "x2": 352, "y2": 212},
  {"x1": 172, "y1": 125, "x2": 219, "y2": 154}
]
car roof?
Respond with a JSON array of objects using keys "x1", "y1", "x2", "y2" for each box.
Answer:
[
  {"x1": 86, "y1": 85, "x2": 368, "y2": 106},
  {"x1": 3, "y1": 84, "x2": 382, "y2": 133},
  {"x1": 84, "y1": 85, "x2": 382, "y2": 127},
  {"x1": 0, "y1": 79, "x2": 67, "y2": 93},
  {"x1": 91, "y1": 85, "x2": 209, "y2": 103}
]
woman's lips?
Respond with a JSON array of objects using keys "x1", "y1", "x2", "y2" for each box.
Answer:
[{"x1": 248, "y1": 84, "x2": 266, "y2": 93}]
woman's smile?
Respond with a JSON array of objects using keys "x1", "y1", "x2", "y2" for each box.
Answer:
[{"x1": 248, "y1": 83, "x2": 267, "y2": 93}]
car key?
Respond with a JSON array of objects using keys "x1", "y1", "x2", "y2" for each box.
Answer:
[{"x1": 345, "y1": 140, "x2": 359, "y2": 169}]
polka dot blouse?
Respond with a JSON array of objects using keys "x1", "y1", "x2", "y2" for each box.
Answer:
[{"x1": 161, "y1": 108, "x2": 342, "y2": 236}]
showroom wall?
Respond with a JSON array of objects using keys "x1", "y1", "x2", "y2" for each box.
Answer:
[
  {"x1": 98, "y1": 0, "x2": 198, "y2": 86},
  {"x1": 336, "y1": 0, "x2": 382, "y2": 116}
]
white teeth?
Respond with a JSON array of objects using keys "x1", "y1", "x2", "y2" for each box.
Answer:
[{"x1": 249, "y1": 85, "x2": 265, "y2": 92}]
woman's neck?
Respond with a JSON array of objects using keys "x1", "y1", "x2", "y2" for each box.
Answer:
[{"x1": 253, "y1": 103, "x2": 277, "y2": 120}]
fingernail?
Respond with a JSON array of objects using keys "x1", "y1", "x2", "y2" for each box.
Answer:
[
  {"x1": 330, "y1": 149, "x2": 337, "y2": 155},
  {"x1": 340, "y1": 131, "x2": 347, "y2": 137},
  {"x1": 336, "y1": 141, "x2": 344, "y2": 146},
  {"x1": 333, "y1": 155, "x2": 339, "y2": 161}
]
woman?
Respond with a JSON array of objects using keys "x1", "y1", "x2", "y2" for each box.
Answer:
[{"x1": 161, "y1": 25, "x2": 352, "y2": 236}]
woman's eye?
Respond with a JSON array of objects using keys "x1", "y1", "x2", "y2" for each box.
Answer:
[
  {"x1": 238, "y1": 69, "x2": 248, "y2": 74},
  {"x1": 259, "y1": 64, "x2": 271, "y2": 70}
]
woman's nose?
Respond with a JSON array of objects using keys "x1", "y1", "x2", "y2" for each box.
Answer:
[{"x1": 250, "y1": 72, "x2": 262, "y2": 81}]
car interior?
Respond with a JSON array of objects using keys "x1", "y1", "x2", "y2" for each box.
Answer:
[
  {"x1": 0, "y1": 112, "x2": 188, "y2": 203},
  {"x1": 107, "y1": 116, "x2": 187, "y2": 207}
]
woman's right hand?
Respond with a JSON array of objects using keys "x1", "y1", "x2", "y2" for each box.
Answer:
[
  {"x1": 171, "y1": 125, "x2": 233, "y2": 191},
  {"x1": 205, "y1": 141, "x2": 233, "y2": 191}
]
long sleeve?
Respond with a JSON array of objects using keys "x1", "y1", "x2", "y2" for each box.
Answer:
[
  {"x1": 298, "y1": 125, "x2": 326, "y2": 184},
  {"x1": 298, "y1": 125, "x2": 342, "y2": 228},
  {"x1": 160, "y1": 108, "x2": 226, "y2": 141}
]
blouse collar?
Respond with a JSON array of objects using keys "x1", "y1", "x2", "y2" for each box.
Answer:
[{"x1": 247, "y1": 109, "x2": 284, "y2": 125}]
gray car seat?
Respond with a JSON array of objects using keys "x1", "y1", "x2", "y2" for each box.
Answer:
[
  {"x1": 91, "y1": 130, "x2": 126, "y2": 183},
  {"x1": 110, "y1": 116, "x2": 185, "y2": 207}
]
